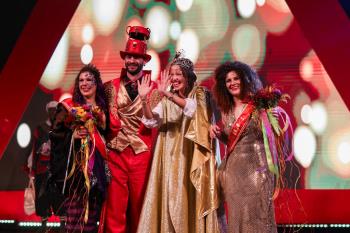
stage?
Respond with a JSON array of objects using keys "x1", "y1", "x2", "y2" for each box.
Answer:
[{"x1": 1, "y1": 0, "x2": 349, "y2": 232}]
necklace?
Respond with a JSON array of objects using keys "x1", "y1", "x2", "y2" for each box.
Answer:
[{"x1": 228, "y1": 104, "x2": 247, "y2": 127}]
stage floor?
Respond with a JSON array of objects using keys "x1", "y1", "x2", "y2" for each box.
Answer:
[{"x1": 1, "y1": 226, "x2": 350, "y2": 233}]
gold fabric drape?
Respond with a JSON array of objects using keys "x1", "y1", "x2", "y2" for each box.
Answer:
[
  {"x1": 137, "y1": 86, "x2": 219, "y2": 233},
  {"x1": 106, "y1": 79, "x2": 149, "y2": 154}
]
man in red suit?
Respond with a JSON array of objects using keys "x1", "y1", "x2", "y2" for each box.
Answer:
[{"x1": 101, "y1": 26, "x2": 155, "y2": 233}]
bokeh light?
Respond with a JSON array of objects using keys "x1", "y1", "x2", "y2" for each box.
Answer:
[
  {"x1": 175, "y1": 0, "x2": 194, "y2": 12},
  {"x1": 17, "y1": 123, "x2": 31, "y2": 148},
  {"x1": 92, "y1": 0, "x2": 126, "y2": 36},
  {"x1": 310, "y1": 101, "x2": 328, "y2": 135},
  {"x1": 301, "y1": 104, "x2": 312, "y2": 124},
  {"x1": 145, "y1": 5, "x2": 171, "y2": 50},
  {"x1": 176, "y1": 29, "x2": 200, "y2": 63},
  {"x1": 169, "y1": 21, "x2": 182, "y2": 40},
  {"x1": 237, "y1": 0, "x2": 256, "y2": 18},
  {"x1": 256, "y1": 0, "x2": 266, "y2": 7},
  {"x1": 40, "y1": 31, "x2": 69, "y2": 90},
  {"x1": 81, "y1": 44, "x2": 94, "y2": 64},
  {"x1": 135, "y1": 0, "x2": 151, "y2": 7},
  {"x1": 294, "y1": 126, "x2": 317, "y2": 168},
  {"x1": 299, "y1": 50, "x2": 331, "y2": 99},
  {"x1": 293, "y1": 91, "x2": 311, "y2": 125},
  {"x1": 231, "y1": 24, "x2": 262, "y2": 66},
  {"x1": 266, "y1": 0, "x2": 290, "y2": 13},
  {"x1": 256, "y1": 0, "x2": 293, "y2": 34},
  {"x1": 82, "y1": 23, "x2": 95, "y2": 44},
  {"x1": 338, "y1": 142, "x2": 350, "y2": 165},
  {"x1": 300, "y1": 58, "x2": 314, "y2": 82},
  {"x1": 143, "y1": 50, "x2": 161, "y2": 81},
  {"x1": 327, "y1": 129, "x2": 350, "y2": 178}
]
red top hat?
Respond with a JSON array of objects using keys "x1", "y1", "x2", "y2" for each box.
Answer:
[
  {"x1": 127, "y1": 26, "x2": 151, "y2": 40},
  {"x1": 120, "y1": 26, "x2": 152, "y2": 62},
  {"x1": 120, "y1": 38, "x2": 152, "y2": 62}
]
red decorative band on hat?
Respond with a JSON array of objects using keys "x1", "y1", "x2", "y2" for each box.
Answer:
[{"x1": 120, "y1": 38, "x2": 151, "y2": 62}]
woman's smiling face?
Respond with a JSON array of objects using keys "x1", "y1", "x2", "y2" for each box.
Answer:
[
  {"x1": 79, "y1": 71, "x2": 96, "y2": 99},
  {"x1": 225, "y1": 70, "x2": 241, "y2": 98},
  {"x1": 169, "y1": 64, "x2": 187, "y2": 94}
]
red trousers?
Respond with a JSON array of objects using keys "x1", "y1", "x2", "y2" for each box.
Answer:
[{"x1": 104, "y1": 146, "x2": 152, "y2": 233}]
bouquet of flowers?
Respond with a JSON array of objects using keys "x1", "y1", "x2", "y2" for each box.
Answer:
[
  {"x1": 65, "y1": 104, "x2": 104, "y2": 222},
  {"x1": 252, "y1": 85, "x2": 289, "y2": 110},
  {"x1": 70, "y1": 104, "x2": 103, "y2": 134}
]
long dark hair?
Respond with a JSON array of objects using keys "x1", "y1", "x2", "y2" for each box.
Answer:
[
  {"x1": 213, "y1": 61, "x2": 262, "y2": 113},
  {"x1": 72, "y1": 64, "x2": 107, "y2": 113}
]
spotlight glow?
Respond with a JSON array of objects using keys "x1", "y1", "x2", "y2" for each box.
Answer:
[
  {"x1": 80, "y1": 44, "x2": 93, "y2": 64},
  {"x1": 293, "y1": 126, "x2": 317, "y2": 168},
  {"x1": 82, "y1": 23, "x2": 95, "y2": 44},
  {"x1": 231, "y1": 24, "x2": 261, "y2": 66},
  {"x1": 327, "y1": 128, "x2": 350, "y2": 178},
  {"x1": 92, "y1": 0, "x2": 126, "y2": 35},
  {"x1": 310, "y1": 101, "x2": 328, "y2": 135},
  {"x1": 143, "y1": 50, "x2": 160, "y2": 81},
  {"x1": 136, "y1": 0, "x2": 151, "y2": 5},
  {"x1": 300, "y1": 58, "x2": 313, "y2": 82},
  {"x1": 256, "y1": 0, "x2": 266, "y2": 6},
  {"x1": 266, "y1": 0, "x2": 290, "y2": 13},
  {"x1": 301, "y1": 104, "x2": 312, "y2": 124},
  {"x1": 40, "y1": 32, "x2": 69, "y2": 90},
  {"x1": 237, "y1": 0, "x2": 256, "y2": 18},
  {"x1": 338, "y1": 142, "x2": 350, "y2": 165},
  {"x1": 17, "y1": 123, "x2": 31, "y2": 148},
  {"x1": 145, "y1": 5, "x2": 171, "y2": 49},
  {"x1": 176, "y1": 29, "x2": 200, "y2": 63},
  {"x1": 169, "y1": 21, "x2": 182, "y2": 40},
  {"x1": 175, "y1": 0, "x2": 194, "y2": 12}
]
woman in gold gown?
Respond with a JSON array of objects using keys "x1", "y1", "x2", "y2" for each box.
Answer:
[
  {"x1": 210, "y1": 61, "x2": 292, "y2": 233},
  {"x1": 136, "y1": 53, "x2": 219, "y2": 233}
]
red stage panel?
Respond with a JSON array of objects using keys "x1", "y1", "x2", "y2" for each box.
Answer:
[
  {"x1": 0, "y1": 0, "x2": 80, "y2": 159},
  {"x1": 1, "y1": 190, "x2": 349, "y2": 223},
  {"x1": 286, "y1": 0, "x2": 350, "y2": 111}
]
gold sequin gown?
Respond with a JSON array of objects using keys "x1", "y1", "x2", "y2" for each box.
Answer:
[
  {"x1": 218, "y1": 113, "x2": 277, "y2": 233},
  {"x1": 136, "y1": 86, "x2": 219, "y2": 233}
]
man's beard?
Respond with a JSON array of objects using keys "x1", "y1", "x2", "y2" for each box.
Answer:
[{"x1": 126, "y1": 62, "x2": 143, "y2": 75}]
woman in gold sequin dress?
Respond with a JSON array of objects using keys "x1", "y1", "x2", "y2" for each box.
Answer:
[
  {"x1": 136, "y1": 53, "x2": 219, "y2": 233},
  {"x1": 210, "y1": 61, "x2": 292, "y2": 233}
]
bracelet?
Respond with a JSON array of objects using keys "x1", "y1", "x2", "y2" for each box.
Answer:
[
  {"x1": 168, "y1": 93, "x2": 174, "y2": 101},
  {"x1": 141, "y1": 97, "x2": 148, "y2": 104}
]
